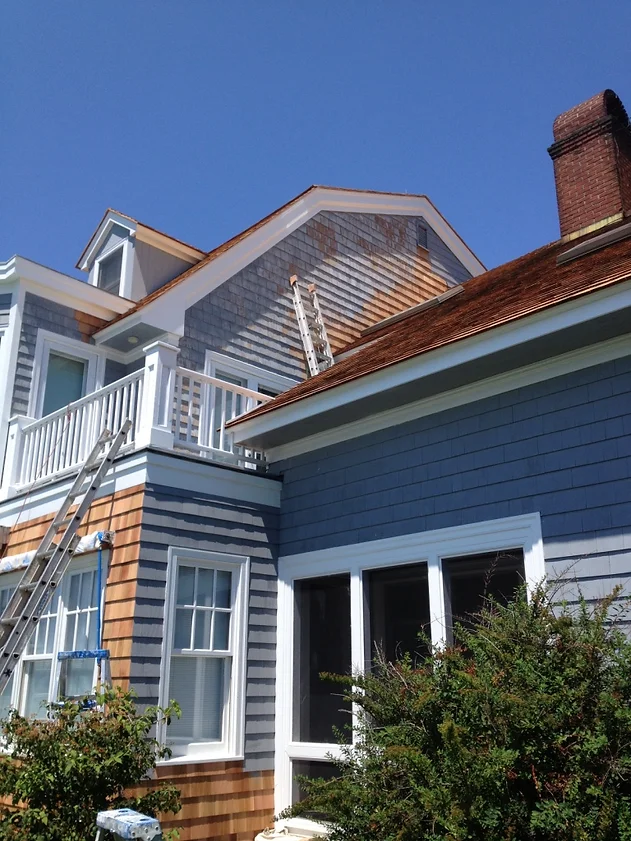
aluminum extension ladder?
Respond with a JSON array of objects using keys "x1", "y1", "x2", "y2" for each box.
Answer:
[
  {"x1": 0, "y1": 420, "x2": 131, "y2": 695},
  {"x1": 289, "y1": 275, "x2": 334, "y2": 377}
]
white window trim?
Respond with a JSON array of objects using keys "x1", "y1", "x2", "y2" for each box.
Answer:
[
  {"x1": 29, "y1": 330, "x2": 106, "y2": 419},
  {"x1": 158, "y1": 547, "x2": 249, "y2": 764},
  {"x1": 205, "y1": 350, "x2": 299, "y2": 396},
  {"x1": 274, "y1": 512, "x2": 545, "y2": 820},
  {"x1": 91, "y1": 237, "x2": 135, "y2": 299},
  {"x1": 0, "y1": 552, "x2": 107, "y2": 717}
]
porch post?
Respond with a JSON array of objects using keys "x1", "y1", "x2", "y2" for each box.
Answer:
[
  {"x1": 0, "y1": 415, "x2": 34, "y2": 499},
  {"x1": 135, "y1": 342, "x2": 179, "y2": 451}
]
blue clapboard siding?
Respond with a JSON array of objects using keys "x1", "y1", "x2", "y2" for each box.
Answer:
[
  {"x1": 132, "y1": 482, "x2": 279, "y2": 772},
  {"x1": 275, "y1": 354, "x2": 631, "y2": 611}
]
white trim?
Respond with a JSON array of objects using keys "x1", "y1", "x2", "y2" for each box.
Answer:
[
  {"x1": 274, "y1": 512, "x2": 545, "y2": 816},
  {"x1": 91, "y1": 240, "x2": 131, "y2": 298},
  {"x1": 159, "y1": 547, "x2": 249, "y2": 761},
  {"x1": 0, "y1": 257, "x2": 133, "y2": 318},
  {"x1": 0, "y1": 284, "x2": 24, "y2": 482},
  {"x1": 232, "y1": 278, "x2": 631, "y2": 452},
  {"x1": 0, "y1": 448, "x2": 281, "y2": 530},
  {"x1": 205, "y1": 351, "x2": 299, "y2": 395},
  {"x1": 264, "y1": 332, "x2": 631, "y2": 461},
  {"x1": 99, "y1": 188, "x2": 484, "y2": 337},
  {"x1": 78, "y1": 214, "x2": 136, "y2": 272},
  {"x1": 29, "y1": 330, "x2": 105, "y2": 419}
]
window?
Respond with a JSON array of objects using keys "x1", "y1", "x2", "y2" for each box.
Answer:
[
  {"x1": 0, "y1": 557, "x2": 103, "y2": 720},
  {"x1": 41, "y1": 353, "x2": 87, "y2": 416},
  {"x1": 31, "y1": 331, "x2": 103, "y2": 419},
  {"x1": 205, "y1": 351, "x2": 298, "y2": 399},
  {"x1": 97, "y1": 247, "x2": 124, "y2": 294},
  {"x1": 417, "y1": 218, "x2": 429, "y2": 250},
  {"x1": 276, "y1": 513, "x2": 545, "y2": 819},
  {"x1": 161, "y1": 549, "x2": 248, "y2": 760}
]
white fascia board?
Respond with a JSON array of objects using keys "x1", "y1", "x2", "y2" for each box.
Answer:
[
  {"x1": 78, "y1": 212, "x2": 136, "y2": 271},
  {"x1": 0, "y1": 448, "x2": 282, "y2": 526},
  {"x1": 231, "y1": 276, "x2": 631, "y2": 450},
  {"x1": 130, "y1": 188, "x2": 485, "y2": 336},
  {"x1": 6, "y1": 257, "x2": 133, "y2": 320}
]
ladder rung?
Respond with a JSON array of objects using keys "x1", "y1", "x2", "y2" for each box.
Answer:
[
  {"x1": 18, "y1": 581, "x2": 41, "y2": 593},
  {"x1": 1, "y1": 617, "x2": 19, "y2": 627},
  {"x1": 56, "y1": 516, "x2": 79, "y2": 529}
]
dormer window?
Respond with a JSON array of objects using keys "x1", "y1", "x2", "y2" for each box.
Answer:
[{"x1": 97, "y1": 247, "x2": 124, "y2": 294}]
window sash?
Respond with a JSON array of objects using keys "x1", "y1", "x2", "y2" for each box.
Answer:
[
  {"x1": 0, "y1": 558, "x2": 102, "y2": 718},
  {"x1": 160, "y1": 550, "x2": 248, "y2": 760}
]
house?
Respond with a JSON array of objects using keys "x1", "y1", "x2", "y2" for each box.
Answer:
[
  {"x1": 225, "y1": 87, "x2": 631, "y2": 835},
  {"x1": 0, "y1": 185, "x2": 479, "y2": 838},
  {"x1": 1, "y1": 85, "x2": 629, "y2": 840}
]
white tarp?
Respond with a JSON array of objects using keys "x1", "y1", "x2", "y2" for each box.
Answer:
[{"x1": 0, "y1": 531, "x2": 112, "y2": 576}]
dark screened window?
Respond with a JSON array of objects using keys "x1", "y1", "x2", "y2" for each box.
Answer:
[
  {"x1": 367, "y1": 562, "x2": 430, "y2": 667},
  {"x1": 443, "y1": 549, "x2": 525, "y2": 642},
  {"x1": 293, "y1": 574, "x2": 352, "y2": 743},
  {"x1": 417, "y1": 219, "x2": 429, "y2": 249}
]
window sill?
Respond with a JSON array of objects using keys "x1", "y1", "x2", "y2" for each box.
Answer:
[{"x1": 156, "y1": 752, "x2": 244, "y2": 767}]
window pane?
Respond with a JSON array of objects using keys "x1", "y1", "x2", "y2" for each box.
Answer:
[
  {"x1": 176, "y1": 566, "x2": 195, "y2": 606},
  {"x1": 64, "y1": 614, "x2": 77, "y2": 650},
  {"x1": 215, "y1": 570, "x2": 231, "y2": 608},
  {"x1": 294, "y1": 574, "x2": 352, "y2": 743},
  {"x1": 368, "y1": 563, "x2": 430, "y2": 667},
  {"x1": 59, "y1": 658, "x2": 95, "y2": 698},
  {"x1": 68, "y1": 575, "x2": 81, "y2": 611},
  {"x1": 167, "y1": 656, "x2": 225, "y2": 742},
  {"x1": 75, "y1": 612, "x2": 89, "y2": 651},
  {"x1": 174, "y1": 608, "x2": 193, "y2": 649},
  {"x1": 79, "y1": 572, "x2": 94, "y2": 610},
  {"x1": 98, "y1": 248, "x2": 123, "y2": 293},
  {"x1": 292, "y1": 760, "x2": 339, "y2": 807},
  {"x1": 22, "y1": 660, "x2": 51, "y2": 718},
  {"x1": 42, "y1": 354, "x2": 85, "y2": 416},
  {"x1": 194, "y1": 610, "x2": 212, "y2": 650},
  {"x1": 197, "y1": 569, "x2": 214, "y2": 607},
  {"x1": 443, "y1": 550, "x2": 525, "y2": 641},
  {"x1": 213, "y1": 612, "x2": 230, "y2": 650}
]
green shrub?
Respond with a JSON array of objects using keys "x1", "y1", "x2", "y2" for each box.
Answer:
[
  {"x1": 284, "y1": 588, "x2": 631, "y2": 841},
  {"x1": 0, "y1": 686, "x2": 181, "y2": 841}
]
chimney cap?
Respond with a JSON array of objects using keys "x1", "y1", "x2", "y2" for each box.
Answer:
[{"x1": 553, "y1": 89, "x2": 629, "y2": 142}]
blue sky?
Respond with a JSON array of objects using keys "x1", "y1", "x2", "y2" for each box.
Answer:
[{"x1": 3, "y1": 1, "x2": 631, "y2": 277}]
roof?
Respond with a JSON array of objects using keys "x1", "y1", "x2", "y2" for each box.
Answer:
[
  {"x1": 98, "y1": 185, "x2": 485, "y2": 332},
  {"x1": 229, "y1": 221, "x2": 631, "y2": 427},
  {"x1": 76, "y1": 208, "x2": 205, "y2": 269}
]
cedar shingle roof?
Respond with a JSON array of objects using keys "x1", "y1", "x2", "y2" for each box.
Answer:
[{"x1": 230, "y1": 224, "x2": 631, "y2": 426}]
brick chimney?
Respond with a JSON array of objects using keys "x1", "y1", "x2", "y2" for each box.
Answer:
[{"x1": 548, "y1": 89, "x2": 631, "y2": 241}]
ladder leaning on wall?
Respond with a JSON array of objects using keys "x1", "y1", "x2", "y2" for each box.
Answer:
[
  {"x1": 289, "y1": 275, "x2": 334, "y2": 377},
  {"x1": 0, "y1": 419, "x2": 132, "y2": 696}
]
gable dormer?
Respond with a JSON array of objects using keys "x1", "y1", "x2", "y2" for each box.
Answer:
[{"x1": 77, "y1": 210, "x2": 205, "y2": 302}]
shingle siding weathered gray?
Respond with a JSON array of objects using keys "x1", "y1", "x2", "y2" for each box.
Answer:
[
  {"x1": 133, "y1": 480, "x2": 280, "y2": 772},
  {"x1": 181, "y1": 211, "x2": 471, "y2": 381},
  {"x1": 274, "y1": 355, "x2": 631, "y2": 607},
  {"x1": 11, "y1": 293, "x2": 91, "y2": 417},
  {"x1": 134, "y1": 241, "x2": 192, "y2": 298}
]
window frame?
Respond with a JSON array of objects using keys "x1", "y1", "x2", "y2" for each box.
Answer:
[
  {"x1": 92, "y1": 236, "x2": 134, "y2": 298},
  {"x1": 205, "y1": 350, "x2": 299, "y2": 398},
  {"x1": 158, "y1": 547, "x2": 249, "y2": 763},
  {"x1": 0, "y1": 552, "x2": 107, "y2": 718},
  {"x1": 29, "y1": 330, "x2": 105, "y2": 419},
  {"x1": 275, "y1": 512, "x2": 545, "y2": 821}
]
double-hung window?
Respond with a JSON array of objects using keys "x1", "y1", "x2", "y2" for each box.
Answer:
[
  {"x1": 277, "y1": 513, "x2": 546, "y2": 818},
  {"x1": 161, "y1": 549, "x2": 248, "y2": 760},
  {"x1": 0, "y1": 556, "x2": 103, "y2": 720}
]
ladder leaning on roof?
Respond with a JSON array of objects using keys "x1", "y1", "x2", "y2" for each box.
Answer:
[
  {"x1": 289, "y1": 275, "x2": 334, "y2": 377},
  {"x1": 0, "y1": 419, "x2": 132, "y2": 696}
]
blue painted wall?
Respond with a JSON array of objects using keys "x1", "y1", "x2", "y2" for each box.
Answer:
[{"x1": 274, "y1": 354, "x2": 631, "y2": 605}]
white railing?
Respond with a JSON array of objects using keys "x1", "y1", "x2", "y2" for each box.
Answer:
[
  {"x1": 0, "y1": 343, "x2": 275, "y2": 497},
  {"x1": 10, "y1": 369, "x2": 144, "y2": 489},
  {"x1": 172, "y1": 366, "x2": 273, "y2": 465}
]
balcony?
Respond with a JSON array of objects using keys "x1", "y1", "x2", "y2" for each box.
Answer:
[{"x1": 1, "y1": 342, "x2": 274, "y2": 497}]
